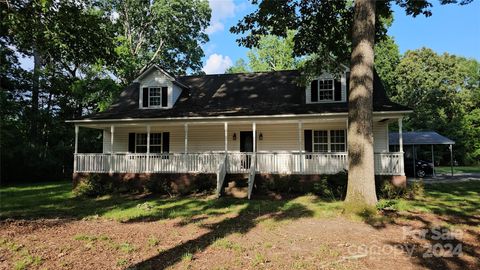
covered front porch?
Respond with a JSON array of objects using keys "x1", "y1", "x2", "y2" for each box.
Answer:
[
  {"x1": 73, "y1": 117, "x2": 406, "y2": 177},
  {"x1": 74, "y1": 152, "x2": 403, "y2": 175}
]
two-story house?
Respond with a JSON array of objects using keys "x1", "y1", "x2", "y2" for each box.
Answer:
[{"x1": 68, "y1": 65, "x2": 410, "y2": 198}]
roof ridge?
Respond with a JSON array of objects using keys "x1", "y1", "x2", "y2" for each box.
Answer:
[{"x1": 179, "y1": 69, "x2": 299, "y2": 78}]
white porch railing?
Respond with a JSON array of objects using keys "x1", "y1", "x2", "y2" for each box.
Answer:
[
  {"x1": 374, "y1": 152, "x2": 404, "y2": 175},
  {"x1": 74, "y1": 152, "x2": 404, "y2": 175}
]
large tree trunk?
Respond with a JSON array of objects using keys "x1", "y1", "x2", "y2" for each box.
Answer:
[{"x1": 345, "y1": 0, "x2": 377, "y2": 206}]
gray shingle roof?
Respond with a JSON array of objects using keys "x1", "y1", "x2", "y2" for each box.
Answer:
[
  {"x1": 79, "y1": 70, "x2": 410, "y2": 120},
  {"x1": 389, "y1": 131, "x2": 455, "y2": 145}
]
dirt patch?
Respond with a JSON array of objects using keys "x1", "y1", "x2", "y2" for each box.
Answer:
[{"x1": 0, "y1": 211, "x2": 478, "y2": 270}]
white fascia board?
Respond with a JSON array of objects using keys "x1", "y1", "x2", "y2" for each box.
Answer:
[{"x1": 67, "y1": 110, "x2": 412, "y2": 126}]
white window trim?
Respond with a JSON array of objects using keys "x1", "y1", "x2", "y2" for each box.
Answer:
[
  {"x1": 140, "y1": 86, "x2": 169, "y2": 109},
  {"x1": 148, "y1": 87, "x2": 162, "y2": 108},
  {"x1": 149, "y1": 86, "x2": 167, "y2": 108},
  {"x1": 317, "y1": 78, "x2": 335, "y2": 102},
  {"x1": 307, "y1": 72, "x2": 347, "y2": 104},
  {"x1": 135, "y1": 133, "x2": 162, "y2": 153},
  {"x1": 312, "y1": 129, "x2": 346, "y2": 153},
  {"x1": 313, "y1": 130, "x2": 329, "y2": 153}
]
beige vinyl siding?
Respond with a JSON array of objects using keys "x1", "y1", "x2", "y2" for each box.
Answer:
[
  {"x1": 256, "y1": 123, "x2": 298, "y2": 152},
  {"x1": 187, "y1": 125, "x2": 224, "y2": 152},
  {"x1": 101, "y1": 120, "x2": 389, "y2": 153},
  {"x1": 103, "y1": 126, "x2": 184, "y2": 153},
  {"x1": 373, "y1": 122, "x2": 389, "y2": 153}
]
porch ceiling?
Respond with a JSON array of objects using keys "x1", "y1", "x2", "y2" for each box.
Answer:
[{"x1": 73, "y1": 113, "x2": 405, "y2": 129}]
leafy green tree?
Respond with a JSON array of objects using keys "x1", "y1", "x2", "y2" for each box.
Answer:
[
  {"x1": 462, "y1": 109, "x2": 480, "y2": 164},
  {"x1": 231, "y1": 0, "x2": 473, "y2": 205},
  {"x1": 3, "y1": 0, "x2": 116, "y2": 136},
  {"x1": 227, "y1": 30, "x2": 299, "y2": 73},
  {"x1": 1, "y1": 0, "x2": 119, "y2": 182},
  {"x1": 247, "y1": 30, "x2": 299, "y2": 71},
  {"x1": 374, "y1": 36, "x2": 400, "y2": 97},
  {"x1": 102, "y1": 0, "x2": 211, "y2": 83},
  {"x1": 226, "y1": 59, "x2": 249, "y2": 73},
  {"x1": 394, "y1": 48, "x2": 479, "y2": 165}
]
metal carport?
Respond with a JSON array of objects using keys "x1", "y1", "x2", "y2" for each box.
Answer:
[{"x1": 389, "y1": 131, "x2": 455, "y2": 177}]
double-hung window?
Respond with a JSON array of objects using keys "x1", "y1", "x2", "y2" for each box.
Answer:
[
  {"x1": 149, "y1": 88, "x2": 162, "y2": 107},
  {"x1": 135, "y1": 133, "x2": 162, "y2": 153},
  {"x1": 312, "y1": 130, "x2": 346, "y2": 152},
  {"x1": 142, "y1": 86, "x2": 168, "y2": 108},
  {"x1": 330, "y1": 130, "x2": 346, "y2": 152},
  {"x1": 317, "y1": 79, "x2": 334, "y2": 101},
  {"x1": 313, "y1": 130, "x2": 329, "y2": 152}
]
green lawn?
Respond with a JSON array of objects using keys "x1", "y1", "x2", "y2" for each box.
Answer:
[
  {"x1": 1, "y1": 180, "x2": 478, "y2": 223},
  {"x1": 0, "y1": 181, "x2": 343, "y2": 222},
  {"x1": 379, "y1": 180, "x2": 480, "y2": 220},
  {"x1": 435, "y1": 166, "x2": 480, "y2": 174}
]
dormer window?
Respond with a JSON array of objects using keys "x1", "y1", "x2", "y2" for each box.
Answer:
[
  {"x1": 309, "y1": 76, "x2": 344, "y2": 103},
  {"x1": 142, "y1": 86, "x2": 168, "y2": 108},
  {"x1": 317, "y1": 79, "x2": 334, "y2": 101}
]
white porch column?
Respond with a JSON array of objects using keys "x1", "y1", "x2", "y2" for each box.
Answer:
[
  {"x1": 298, "y1": 121, "x2": 303, "y2": 173},
  {"x1": 184, "y1": 123, "x2": 189, "y2": 153},
  {"x1": 74, "y1": 125, "x2": 79, "y2": 172},
  {"x1": 398, "y1": 118, "x2": 403, "y2": 153},
  {"x1": 224, "y1": 122, "x2": 228, "y2": 153},
  {"x1": 110, "y1": 125, "x2": 115, "y2": 173},
  {"x1": 398, "y1": 118, "x2": 404, "y2": 175},
  {"x1": 252, "y1": 122, "x2": 256, "y2": 153},
  {"x1": 184, "y1": 123, "x2": 188, "y2": 172},
  {"x1": 146, "y1": 125, "x2": 151, "y2": 172}
]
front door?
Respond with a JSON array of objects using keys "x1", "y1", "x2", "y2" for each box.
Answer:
[{"x1": 240, "y1": 131, "x2": 254, "y2": 169}]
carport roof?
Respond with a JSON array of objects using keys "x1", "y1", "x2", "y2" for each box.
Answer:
[{"x1": 389, "y1": 131, "x2": 455, "y2": 145}]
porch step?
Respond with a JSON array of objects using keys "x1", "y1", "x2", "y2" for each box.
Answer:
[{"x1": 223, "y1": 175, "x2": 248, "y2": 198}]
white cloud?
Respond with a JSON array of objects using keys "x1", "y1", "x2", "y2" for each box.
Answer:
[
  {"x1": 205, "y1": 21, "x2": 224, "y2": 35},
  {"x1": 205, "y1": 0, "x2": 236, "y2": 35},
  {"x1": 203, "y1": 53, "x2": 233, "y2": 74}
]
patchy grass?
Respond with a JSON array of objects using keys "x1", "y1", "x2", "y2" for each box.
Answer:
[
  {"x1": 116, "y1": 258, "x2": 129, "y2": 267},
  {"x1": 181, "y1": 252, "x2": 193, "y2": 262},
  {"x1": 1, "y1": 180, "x2": 479, "y2": 269},
  {"x1": 2, "y1": 180, "x2": 477, "y2": 226},
  {"x1": 0, "y1": 181, "x2": 343, "y2": 222},
  {"x1": 212, "y1": 238, "x2": 244, "y2": 252},
  {"x1": 436, "y1": 166, "x2": 480, "y2": 174},
  {"x1": 115, "y1": 242, "x2": 136, "y2": 253},
  {"x1": 1, "y1": 238, "x2": 43, "y2": 270},
  {"x1": 378, "y1": 181, "x2": 480, "y2": 221},
  {"x1": 147, "y1": 236, "x2": 160, "y2": 247}
]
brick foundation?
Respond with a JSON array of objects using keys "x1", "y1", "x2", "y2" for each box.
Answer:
[
  {"x1": 73, "y1": 172, "x2": 216, "y2": 195},
  {"x1": 73, "y1": 172, "x2": 406, "y2": 196}
]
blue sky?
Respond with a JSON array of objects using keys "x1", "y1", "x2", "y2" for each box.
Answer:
[
  {"x1": 19, "y1": 0, "x2": 480, "y2": 74},
  {"x1": 202, "y1": 0, "x2": 480, "y2": 74}
]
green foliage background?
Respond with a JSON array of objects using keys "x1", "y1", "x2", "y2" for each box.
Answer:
[
  {"x1": 375, "y1": 41, "x2": 479, "y2": 165},
  {"x1": 0, "y1": 0, "x2": 211, "y2": 182}
]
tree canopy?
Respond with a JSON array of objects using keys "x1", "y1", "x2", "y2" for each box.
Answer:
[
  {"x1": 101, "y1": 0, "x2": 211, "y2": 84},
  {"x1": 0, "y1": 0, "x2": 211, "y2": 182},
  {"x1": 231, "y1": 0, "x2": 472, "y2": 75},
  {"x1": 390, "y1": 48, "x2": 480, "y2": 164},
  {"x1": 226, "y1": 30, "x2": 300, "y2": 73}
]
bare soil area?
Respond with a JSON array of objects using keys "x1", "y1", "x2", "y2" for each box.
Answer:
[{"x1": 1, "y1": 211, "x2": 478, "y2": 270}]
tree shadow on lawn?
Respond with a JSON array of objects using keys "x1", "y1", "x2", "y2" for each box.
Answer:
[
  {"x1": 383, "y1": 213, "x2": 480, "y2": 270},
  {"x1": 0, "y1": 181, "x2": 233, "y2": 221},
  {"x1": 369, "y1": 182, "x2": 480, "y2": 270},
  {"x1": 127, "y1": 198, "x2": 313, "y2": 269}
]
